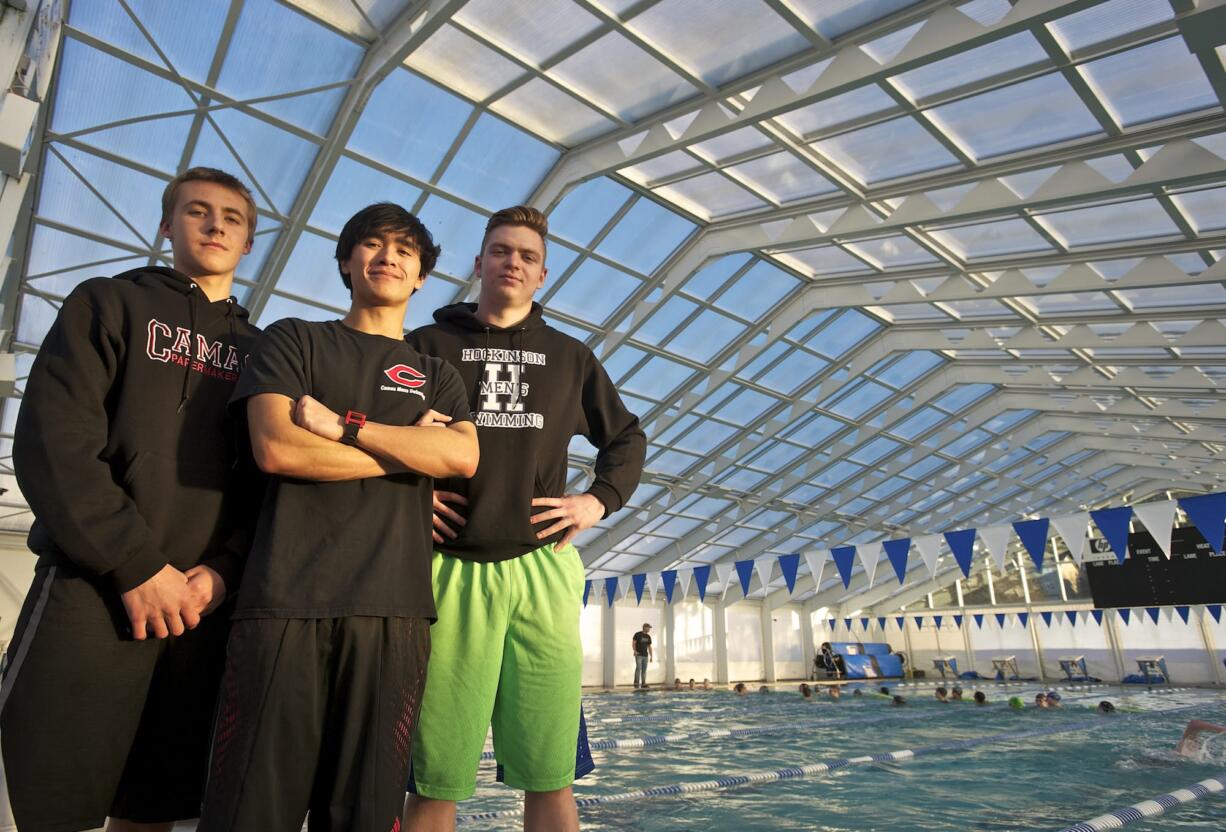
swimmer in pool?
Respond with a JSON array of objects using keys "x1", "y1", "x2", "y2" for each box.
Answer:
[
  {"x1": 1176, "y1": 720, "x2": 1226, "y2": 757},
  {"x1": 758, "y1": 686, "x2": 770, "y2": 694},
  {"x1": 934, "y1": 687, "x2": 948, "y2": 702},
  {"x1": 799, "y1": 684, "x2": 813, "y2": 699},
  {"x1": 687, "y1": 679, "x2": 695, "y2": 690},
  {"x1": 733, "y1": 682, "x2": 748, "y2": 696},
  {"x1": 973, "y1": 691, "x2": 988, "y2": 706},
  {"x1": 1034, "y1": 693, "x2": 1050, "y2": 709},
  {"x1": 701, "y1": 678, "x2": 712, "y2": 690},
  {"x1": 950, "y1": 686, "x2": 963, "y2": 701},
  {"x1": 828, "y1": 686, "x2": 841, "y2": 700},
  {"x1": 891, "y1": 695, "x2": 907, "y2": 707}
]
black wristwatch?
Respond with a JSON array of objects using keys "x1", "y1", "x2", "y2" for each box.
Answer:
[{"x1": 341, "y1": 410, "x2": 366, "y2": 445}]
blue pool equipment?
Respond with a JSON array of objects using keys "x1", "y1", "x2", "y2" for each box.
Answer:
[
  {"x1": 1126, "y1": 656, "x2": 1169, "y2": 685},
  {"x1": 822, "y1": 641, "x2": 905, "y2": 679}
]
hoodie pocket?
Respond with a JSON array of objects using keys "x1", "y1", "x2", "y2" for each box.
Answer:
[{"x1": 121, "y1": 450, "x2": 232, "y2": 567}]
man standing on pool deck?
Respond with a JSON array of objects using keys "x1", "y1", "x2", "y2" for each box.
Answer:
[
  {"x1": 1, "y1": 167, "x2": 261, "y2": 832},
  {"x1": 405, "y1": 205, "x2": 646, "y2": 831},
  {"x1": 197, "y1": 203, "x2": 478, "y2": 832},
  {"x1": 633, "y1": 622, "x2": 653, "y2": 689}
]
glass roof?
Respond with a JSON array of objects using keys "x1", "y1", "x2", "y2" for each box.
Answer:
[{"x1": 6, "y1": 0, "x2": 1226, "y2": 607}]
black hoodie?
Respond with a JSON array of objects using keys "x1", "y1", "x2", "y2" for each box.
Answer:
[
  {"x1": 408, "y1": 302, "x2": 645, "y2": 563},
  {"x1": 14, "y1": 267, "x2": 262, "y2": 593}
]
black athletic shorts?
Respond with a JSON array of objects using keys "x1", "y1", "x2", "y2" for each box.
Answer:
[
  {"x1": 0, "y1": 564, "x2": 230, "y2": 831},
  {"x1": 199, "y1": 616, "x2": 430, "y2": 832}
]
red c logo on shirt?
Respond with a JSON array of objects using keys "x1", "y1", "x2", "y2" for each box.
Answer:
[{"x1": 384, "y1": 364, "x2": 426, "y2": 388}]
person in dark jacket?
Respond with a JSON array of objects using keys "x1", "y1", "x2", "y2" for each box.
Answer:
[
  {"x1": 404, "y1": 206, "x2": 645, "y2": 832},
  {"x1": 0, "y1": 167, "x2": 261, "y2": 832}
]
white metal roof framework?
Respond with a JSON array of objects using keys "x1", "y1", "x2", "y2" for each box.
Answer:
[{"x1": 3, "y1": 0, "x2": 1226, "y2": 613}]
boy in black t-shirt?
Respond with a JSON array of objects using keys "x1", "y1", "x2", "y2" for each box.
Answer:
[{"x1": 199, "y1": 204, "x2": 477, "y2": 832}]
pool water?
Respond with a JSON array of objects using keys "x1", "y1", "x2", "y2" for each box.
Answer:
[{"x1": 460, "y1": 683, "x2": 1226, "y2": 831}]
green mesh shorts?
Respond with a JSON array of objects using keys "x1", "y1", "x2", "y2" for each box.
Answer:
[{"x1": 411, "y1": 544, "x2": 584, "y2": 800}]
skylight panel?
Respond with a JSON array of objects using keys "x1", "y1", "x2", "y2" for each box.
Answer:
[
  {"x1": 824, "y1": 379, "x2": 894, "y2": 418},
  {"x1": 1021, "y1": 292, "x2": 1119, "y2": 316},
  {"x1": 453, "y1": 0, "x2": 603, "y2": 65},
  {"x1": 1046, "y1": 0, "x2": 1173, "y2": 54},
  {"x1": 277, "y1": 231, "x2": 355, "y2": 311},
  {"x1": 789, "y1": 0, "x2": 924, "y2": 41},
  {"x1": 491, "y1": 78, "x2": 617, "y2": 146},
  {"x1": 754, "y1": 349, "x2": 829, "y2": 395},
  {"x1": 308, "y1": 158, "x2": 422, "y2": 235},
  {"x1": 38, "y1": 146, "x2": 163, "y2": 249},
  {"x1": 688, "y1": 127, "x2": 775, "y2": 165},
  {"x1": 875, "y1": 303, "x2": 950, "y2": 322},
  {"x1": 813, "y1": 459, "x2": 864, "y2": 488},
  {"x1": 654, "y1": 171, "x2": 768, "y2": 219},
  {"x1": 550, "y1": 31, "x2": 700, "y2": 121},
  {"x1": 544, "y1": 259, "x2": 640, "y2": 324},
  {"x1": 888, "y1": 406, "x2": 946, "y2": 440},
  {"x1": 933, "y1": 382, "x2": 994, "y2": 413},
  {"x1": 844, "y1": 235, "x2": 941, "y2": 268},
  {"x1": 711, "y1": 387, "x2": 779, "y2": 423},
  {"x1": 407, "y1": 24, "x2": 528, "y2": 101},
  {"x1": 808, "y1": 309, "x2": 882, "y2": 358},
  {"x1": 51, "y1": 40, "x2": 196, "y2": 175},
  {"x1": 628, "y1": 0, "x2": 811, "y2": 86},
  {"x1": 673, "y1": 420, "x2": 740, "y2": 455},
  {"x1": 745, "y1": 440, "x2": 807, "y2": 472},
  {"x1": 407, "y1": 277, "x2": 465, "y2": 331},
  {"x1": 849, "y1": 435, "x2": 900, "y2": 465},
  {"x1": 646, "y1": 447, "x2": 702, "y2": 477},
  {"x1": 905, "y1": 455, "x2": 949, "y2": 480},
  {"x1": 983, "y1": 409, "x2": 1037, "y2": 433},
  {"x1": 941, "y1": 298, "x2": 1012, "y2": 319},
  {"x1": 437, "y1": 114, "x2": 559, "y2": 209},
  {"x1": 549, "y1": 177, "x2": 634, "y2": 246},
  {"x1": 812, "y1": 116, "x2": 963, "y2": 183},
  {"x1": 681, "y1": 253, "x2": 753, "y2": 298},
  {"x1": 620, "y1": 150, "x2": 707, "y2": 187},
  {"x1": 666, "y1": 308, "x2": 748, "y2": 363},
  {"x1": 1169, "y1": 187, "x2": 1226, "y2": 234},
  {"x1": 941, "y1": 429, "x2": 992, "y2": 458},
  {"x1": 928, "y1": 218, "x2": 1053, "y2": 260},
  {"x1": 774, "y1": 245, "x2": 872, "y2": 277},
  {"x1": 890, "y1": 33, "x2": 1048, "y2": 102},
  {"x1": 1078, "y1": 38, "x2": 1219, "y2": 129},
  {"x1": 416, "y1": 196, "x2": 490, "y2": 278},
  {"x1": 634, "y1": 296, "x2": 699, "y2": 346},
  {"x1": 69, "y1": 0, "x2": 224, "y2": 82},
  {"x1": 1115, "y1": 284, "x2": 1226, "y2": 311},
  {"x1": 712, "y1": 260, "x2": 799, "y2": 321},
  {"x1": 348, "y1": 70, "x2": 473, "y2": 181},
  {"x1": 775, "y1": 86, "x2": 898, "y2": 139},
  {"x1": 191, "y1": 110, "x2": 319, "y2": 213},
  {"x1": 784, "y1": 413, "x2": 844, "y2": 446},
  {"x1": 1033, "y1": 198, "x2": 1182, "y2": 248},
  {"x1": 217, "y1": 1, "x2": 363, "y2": 135},
  {"x1": 725, "y1": 151, "x2": 840, "y2": 203},
  {"x1": 622, "y1": 355, "x2": 697, "y2": 399},
  {"x1": 596, "y1": 198, "x2": 696, "y2": 275},
  {"x1": 875, "y1": 350, "x2": 944, "y2": 388},
  {"x1": 927, "y1": 73, "x2": 1103, "y2": 161}
]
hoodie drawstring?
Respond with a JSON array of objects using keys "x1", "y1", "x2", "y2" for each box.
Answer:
[{"x1": 177, "y1": 286, "x2": 199, "y2": 413}]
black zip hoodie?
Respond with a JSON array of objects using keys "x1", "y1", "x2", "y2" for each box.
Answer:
[
  {"x1": 14, "y1": 267, "x2": 262, "y2": 593},
  {"x1": 408, "y1": 302, "x2": 645, "y2": 563}
]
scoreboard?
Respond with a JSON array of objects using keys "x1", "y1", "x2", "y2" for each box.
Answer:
[{"x1": 1086, "y1": 527, "x2": 1226, "y2": 608}]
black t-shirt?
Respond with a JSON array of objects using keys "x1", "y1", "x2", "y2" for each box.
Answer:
[
  {"x1": 633, "y1": 631, "x2": 652, "y2": 656},
  {"x1": 231, "y1": 319, "x2": 470, "y2": 620}
]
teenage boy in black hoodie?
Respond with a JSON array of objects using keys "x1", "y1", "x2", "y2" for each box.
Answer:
[
  {"x1": 404, "y1": 206, "x2": 645, "y2": 831},
  {"x1": 1, "y1": 167, "x2": 261, "y2": 832},
  {"x1": 198, "y1": 203, "x2": 478, "y2": 832}
]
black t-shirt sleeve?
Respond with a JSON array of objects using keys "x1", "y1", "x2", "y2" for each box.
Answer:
[
  {"x1": 231, "y1": 319, "x2": 309, "y2": 407},
  {"x1": 430, "y1": 358, "x2": 472, "y2": 425}
]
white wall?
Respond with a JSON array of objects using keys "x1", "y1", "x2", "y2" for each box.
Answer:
[
  {"x1": 579, "y1": 602, "x2": 604, "y2": 687},
  {"x1": 672, "y1": 598, "x2": 714, "y2": 683},
  {"x1": 771, "y1": 606, "x2": 804, "y2": 680},
  {"x1": 725, "y1": 603, "x2": 764, "y2": 682}
]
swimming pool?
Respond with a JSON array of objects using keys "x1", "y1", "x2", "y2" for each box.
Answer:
[{"x1": 457, "y1": 682, "x2": 1226, "y2": 830}]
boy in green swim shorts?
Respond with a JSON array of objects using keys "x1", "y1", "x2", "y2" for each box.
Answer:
[{"x1": 405, "y1": 206, "x2": 646, "y2": 830}]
